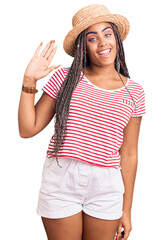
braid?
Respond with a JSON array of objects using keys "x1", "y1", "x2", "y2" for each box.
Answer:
[
  {"x1": 51, "y1": 23, "x2": 138, "y2": 167},
  {"x1": 50, "y1": 29, "x2": 87, "y2": 167}
]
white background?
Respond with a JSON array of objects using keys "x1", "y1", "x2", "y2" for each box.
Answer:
[{"x1": 0, "y1": 0, "x2": 163, "y2": 239}]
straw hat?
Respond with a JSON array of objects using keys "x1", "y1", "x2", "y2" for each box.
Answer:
[{"x1": 63, "y1": 4, "x2": 130, "y2": 57}]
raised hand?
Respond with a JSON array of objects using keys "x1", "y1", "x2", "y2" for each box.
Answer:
[{"x1": 24, "y1": 40, "x2": 61, "y2": 83}]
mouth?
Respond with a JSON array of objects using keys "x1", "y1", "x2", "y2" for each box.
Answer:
[{"x1": 98, "y1": 48, "x2": 112, "y2": 57}]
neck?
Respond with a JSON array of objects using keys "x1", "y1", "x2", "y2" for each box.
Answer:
[{"x1": 83, "y1": 63, "x2": 119, "y2": 79}]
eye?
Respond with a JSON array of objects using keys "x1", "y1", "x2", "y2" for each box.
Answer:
[
  {"x1": 105, "y1": 33, "x2": 111, "y2": 37},
  {"x1": 88, "y1": 37, "x2": 97, "y2": 42},
  {"x1": 88, "y1": 33, "x2": 112, "y2": 42}
]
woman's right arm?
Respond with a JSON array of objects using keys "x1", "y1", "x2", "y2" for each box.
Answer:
[{"x1": 18, "y1": 40, "x2": 60, "y2": 138}]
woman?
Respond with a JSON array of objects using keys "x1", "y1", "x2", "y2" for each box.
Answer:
[{"x1": 18, "y1": 4, "x2": 146, "y2": 240}]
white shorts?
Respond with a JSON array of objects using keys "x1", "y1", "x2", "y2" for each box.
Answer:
[{"x1": 36, "y1": 157, "x2": 125, "y2": 220}]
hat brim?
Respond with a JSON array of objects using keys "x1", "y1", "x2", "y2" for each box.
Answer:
[{"x1": 63, "y1": 14, "x2": 130, "y2": 57}]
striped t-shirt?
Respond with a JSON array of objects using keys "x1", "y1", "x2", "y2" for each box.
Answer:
[{"x1": 42, "y1": 67, "x2": 146, "y2": 168}]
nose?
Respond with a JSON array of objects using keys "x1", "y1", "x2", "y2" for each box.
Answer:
[{"x1": 98, "y1": 41, "x2": 107, "y2": 47}]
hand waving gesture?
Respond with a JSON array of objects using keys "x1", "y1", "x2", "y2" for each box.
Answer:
[{"x1": 24, "y1": 40, "x2": 60, "y2": 83}]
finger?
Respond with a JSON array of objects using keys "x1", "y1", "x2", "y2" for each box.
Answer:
[
  {"x1": 44, "y1": 41, "x2": 56, "y2": 59},
  {"x1": 34, "y1": 42, "x2": 43, "y2": 57},
  {"x1": 40, "y1": 40, "x2": 54, "y2": 57},
  {"x1": 117, "y1": 222, "x2": 122, "y2": 237},
  {"x1": 47, "y1": 45, "x2": 58, "y2": 63}
]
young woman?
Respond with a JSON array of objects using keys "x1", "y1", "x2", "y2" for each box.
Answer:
[{"x1": 18, "y1": 4, "x2": 146, "y2": 240}]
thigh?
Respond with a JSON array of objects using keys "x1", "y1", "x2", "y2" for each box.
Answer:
[
  {"x1": 82, "y1": 212, "x2": 120, "y2": 240},
  {"x1": 42, "y1": 211, "x2": 83, "y2": 240}
]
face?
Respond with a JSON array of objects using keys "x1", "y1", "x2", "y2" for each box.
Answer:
[{"x1": 86, "y1": 22, "x2": 117, "y2": 67}]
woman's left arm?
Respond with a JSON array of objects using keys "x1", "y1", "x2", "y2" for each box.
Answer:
[{"x1": 117, "y1": 116, "x2": 143, "y2": 240}]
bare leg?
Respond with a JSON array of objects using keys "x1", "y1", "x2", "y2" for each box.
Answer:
[
  {"x1": 82, "y1": 211, "x2": 120, "y2": 240},
  {"x1": 41, "y1": 211, "x2": 83, "y2": 240}
]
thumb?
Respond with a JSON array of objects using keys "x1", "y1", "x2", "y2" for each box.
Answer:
[{"x1": 46, "y1": 65, "x2": 61, "y2": 75}]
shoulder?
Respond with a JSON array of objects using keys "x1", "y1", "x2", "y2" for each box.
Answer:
[{"x1": 128, "y1": 77, "x2": 145, "y2": 93}]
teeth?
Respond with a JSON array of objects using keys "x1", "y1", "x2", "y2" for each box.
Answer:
[{"x1": 99, "y1": 49, "x2": 111, "y2": 55}]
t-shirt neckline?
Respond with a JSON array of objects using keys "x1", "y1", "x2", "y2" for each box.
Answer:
[{"x1": 83, "y1": 73, "x2": 130, "y2": 92}]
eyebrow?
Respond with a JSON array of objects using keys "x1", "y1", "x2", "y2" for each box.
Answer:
[{"x1": 86, "y1": 27, "x2": 112, "y2": 36}]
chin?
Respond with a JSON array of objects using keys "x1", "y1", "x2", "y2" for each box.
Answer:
[
  {"x1": 89, "y1": 56, "x2": 115, "y2": 67},
  {"x1": 98, "y1": 61, "x2": 115, "y2": 67}
]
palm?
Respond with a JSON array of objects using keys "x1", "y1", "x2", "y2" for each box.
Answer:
[
  {"x1": 26, "y1": 55, "x2": 51, "y2": 80},
  {"x1": 24, "y1": 41, "x2": 60, "y2": 81}
]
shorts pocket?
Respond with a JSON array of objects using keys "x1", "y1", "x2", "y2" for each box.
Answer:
[
  {"x1": 40, "y1": 157, "x2": 70, "y2": 193},
  {"x1": 110, "y1": 168, "x2": 125, "y2": 194}
]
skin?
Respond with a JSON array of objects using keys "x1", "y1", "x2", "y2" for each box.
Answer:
[{"x1": 18, "y1": 22, "x2": 142, "y2": 240}]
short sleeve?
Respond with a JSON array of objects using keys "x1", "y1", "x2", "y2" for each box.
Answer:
[
  {"x1": 42, "y1": 67, "x2": 66, "y2": 100},
  {"x1": 131, "y1": 88, "x2": 146, "y2": 117}
]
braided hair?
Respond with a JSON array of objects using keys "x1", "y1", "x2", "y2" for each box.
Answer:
[{"x1": 50, "y1": 22, "x2": 138, "y2": 167}]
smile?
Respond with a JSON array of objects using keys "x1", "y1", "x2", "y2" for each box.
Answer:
[{"x1": 98, "y1": 48, "x2": 111, "y2": 57}]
